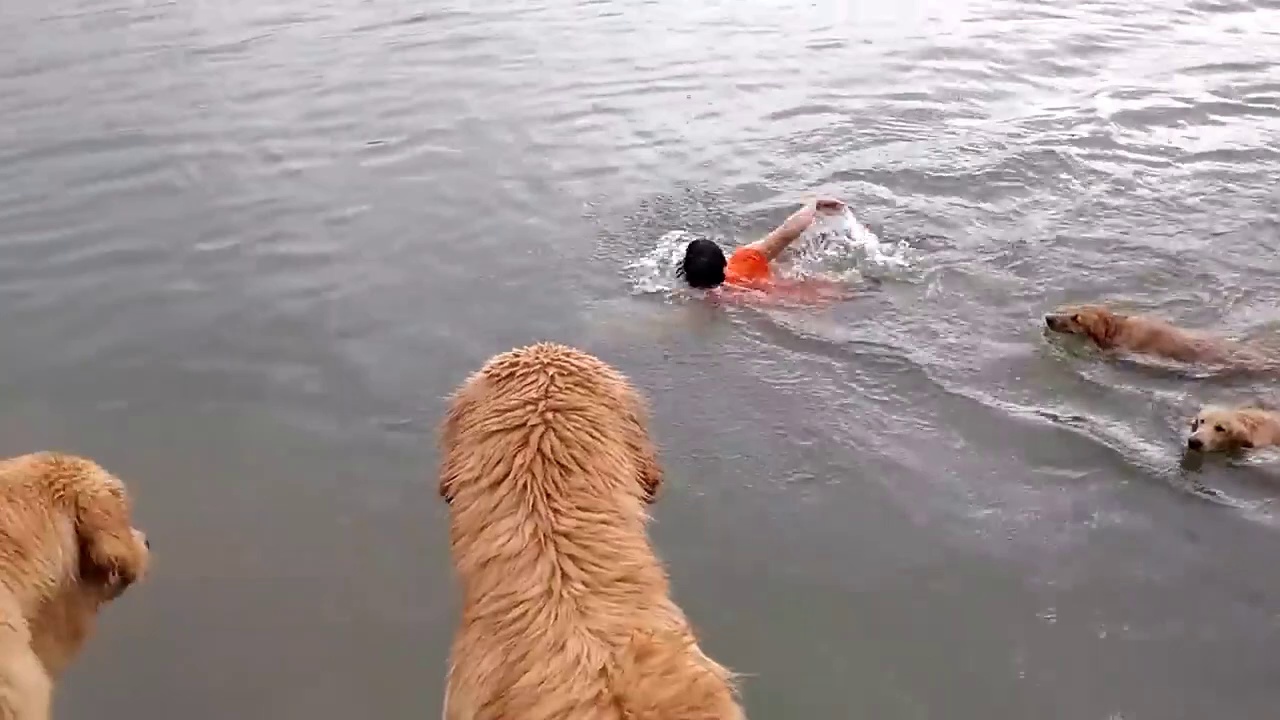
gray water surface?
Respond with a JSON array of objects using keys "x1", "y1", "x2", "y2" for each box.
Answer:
[{"x1": 2, "y1": 0, "x2": 1279, "y2": 717}]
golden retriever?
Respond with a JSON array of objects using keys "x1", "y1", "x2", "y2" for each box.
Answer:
[
  {"x1": 1043, "y1": 304, "x2": 1268, "y2": 367},
  {"x1": 438, "y1": 343, "x2": 743, "y2": 720},
  {"x1": 0, "y1": 452, "x2": 150, "y2": 720},
  {"x1": 1187, "y1": 405, "x2": 1280, "y2": 453}
]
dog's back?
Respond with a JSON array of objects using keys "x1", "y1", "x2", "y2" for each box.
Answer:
[
  {"x1": 439, "y1": 344, "x2": 743, "y2": 720},
  {"x1": 1113, "y1": 315, "x2": 1223, "y2": 362},
  {"x1": 1111, "y1": 314, "x2": 1270, "y2": 368}
]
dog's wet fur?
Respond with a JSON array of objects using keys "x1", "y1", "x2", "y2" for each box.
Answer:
[
  {"x1": 1044, "y1": 304, "x2": 1270, "y2": 369},
  {"x1": 1187, "y1": 405, "x2": 1280, "y2": 453}
]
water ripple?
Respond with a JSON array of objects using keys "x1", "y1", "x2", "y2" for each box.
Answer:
[{"x1": 3, "y1": 0, "x2": 1280, "y2": 715}]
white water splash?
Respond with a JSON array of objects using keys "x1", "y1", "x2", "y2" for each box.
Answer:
[
  {"x1": 790, "y1": 207, "x2": 912, "y2": 277},
  {"x1": 626, "y1": 211, "x2": 912, "y2": 295},
  {"x1": 625, "y1": 229, "x2": 712, "y2": 294}
]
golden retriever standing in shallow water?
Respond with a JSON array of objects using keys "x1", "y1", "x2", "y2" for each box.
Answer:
[
  {"x1": 438, "y1": 343, "x2": 743, "y2": 720},
  {"x1": 1187, "y1": 405, "x2": 1280, "y2": 453},
  {"x1": 0, "y1": 452, "x2": 150, "y2": 720},
  {"x1": 1043, "y1": 304, "x2": 1270, "y2": 368}
]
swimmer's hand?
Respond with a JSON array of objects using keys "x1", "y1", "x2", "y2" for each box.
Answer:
[
  {"x1": 779, "y1": 197, "x2": 846, "y2": 236},
  {"x1": 751, "y1": 196, "x2": 848, "y2": 261},
  {"x1": 815, "y1": 197, "x2": 845, "y2": 214}
]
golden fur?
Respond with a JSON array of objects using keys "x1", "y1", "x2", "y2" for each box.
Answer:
[
  {"x1": 1187, "y1": 405, "x2": 1280, "y2": 453},
  {"x1": 438, "y1": 343, "x2": 743, "y2": 720},
  {"x1": 0, "y1": 452, "x2": 149, "y2": 720},
  {"x1": 1044, "y1": 304, "x2": 1268, "y2": 367}
]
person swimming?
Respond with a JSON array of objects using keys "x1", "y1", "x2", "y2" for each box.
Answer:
[{"x1": 676, "y1": 197, "x2": 849, "y2": 298}]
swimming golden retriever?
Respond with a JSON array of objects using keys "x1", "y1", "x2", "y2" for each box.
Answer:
[
  {"x1": 1043, "y1": 304, "x2": 1269, "y2": 367},
  {"x1": 438, "y1": 343, "x2": 743, "y2": 720},
  {"x1": 0, "y1": 452, "x2": 150, "y2": 720},
  {"x1": 1187, "y1": 405, "x2": 1280, "y2": 453}
]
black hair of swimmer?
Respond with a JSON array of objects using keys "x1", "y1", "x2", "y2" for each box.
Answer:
[{"x1": 677, "y1": 238, "x2": 727, "y2": 289}]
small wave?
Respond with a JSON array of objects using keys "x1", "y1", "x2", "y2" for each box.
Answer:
[{"x1": 626, "y1": 210, "x2": 913, "y2": 294}]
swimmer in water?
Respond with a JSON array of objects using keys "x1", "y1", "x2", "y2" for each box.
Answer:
[{"x1": 676, "y1": 197, "x2": 852, "y2": 302}]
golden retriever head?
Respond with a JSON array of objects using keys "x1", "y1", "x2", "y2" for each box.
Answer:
[
  {"x1": 1187, "y1": 406, "x2": 1260, "y2": 452},
  {"x1": 1044, "y1": 305, "x2": 1125, "y2": 348},
  {"x1": 0, "y1": 453, "x2": 151, "y2": 598},
  {"x1": 0, "y1": 453, "x2": 151, "y2": 678},
  {"x1": 438, "y1": 343, "x2": 663, "y2": 510}
]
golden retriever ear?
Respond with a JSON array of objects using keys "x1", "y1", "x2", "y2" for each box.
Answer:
[
  {"x1": 623, "y1": 395, "x2": 663, "y2": 503},
  {"x1": 1080, "y1": 311, "x2": 1119, "y2": 347},
  {"x1": 636, "y1": 438, "x2": 663, "y2": 503},
  {"x1": 1231, "y1": 416, "x2": 1259, "y2": 448},
  {"x1": 438, "y1": 393, "x2": 469, "y2": 504},
  {"x1": 74, "y1": 481, "x2": 147, "y2": 592},
  {"x1": 438, "y1": 466, "x2": 456, "y2": 504}
]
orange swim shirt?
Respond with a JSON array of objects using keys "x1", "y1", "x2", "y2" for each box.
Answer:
[{"x1": 724, "y1": 247, "x2": 770, "y2": 287}]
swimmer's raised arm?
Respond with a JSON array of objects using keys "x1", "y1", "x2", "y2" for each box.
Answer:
[{"x1": 746, "y1": 197, "x2": 845, "y2": 261}]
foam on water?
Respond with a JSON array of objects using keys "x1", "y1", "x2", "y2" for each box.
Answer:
[
  {"x1": 626, "y1": 209, "x2": 912, "y2": 294},
  {"x1": 626, "y1": 229, "x2": 709, "y2": 295}
]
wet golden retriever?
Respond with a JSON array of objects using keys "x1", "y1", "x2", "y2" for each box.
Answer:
[
  {"x1": 438, "y1": 343, "x2": 743, "y2": 720},
  {"x1": 1043, "y1": 304, "x2": 1268, "y2": 367},
  {"x1": 1187, "y1": 405, "x2": 1280, "y2": 453},
  {"x1": 0, "y1": 452, "x2": 150, "y2": 720}
]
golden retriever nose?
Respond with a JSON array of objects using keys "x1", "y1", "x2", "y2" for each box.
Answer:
[{"x1": 1187, "y1": 437, "x2": 1203, "y2": 450}]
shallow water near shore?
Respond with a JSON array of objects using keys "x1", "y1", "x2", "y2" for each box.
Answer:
[{"x1": 2, "y1": 0, "x2": 1280, "y2": 717}]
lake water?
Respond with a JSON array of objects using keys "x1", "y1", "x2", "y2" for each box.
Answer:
[{"x1": 2, "y1": 0, "x2": 1279, "y2": 717}]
